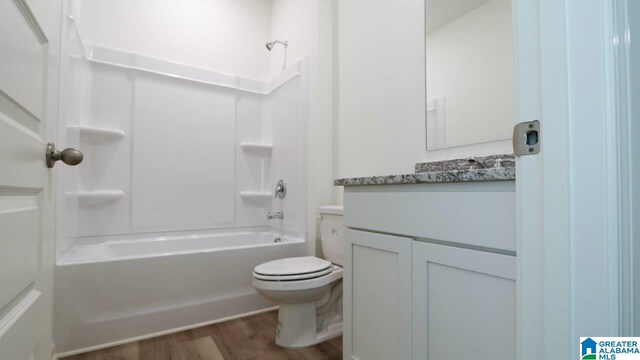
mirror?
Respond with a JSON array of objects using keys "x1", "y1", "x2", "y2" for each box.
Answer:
[{"x1": 426, "y1": 0, "x2": 514, "y2": 150}]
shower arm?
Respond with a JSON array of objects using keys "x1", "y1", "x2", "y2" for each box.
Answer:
[{"x1": 272, "y1": 40, "x2": 288, "y2": 48}]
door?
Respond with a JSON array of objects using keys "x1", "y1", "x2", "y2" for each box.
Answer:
[
  {"x1": 516, "y1": 0, "x2": 624, "y2": 358},
  {"x1": 0, "y1": 0, "x2": 61, "y2": 359},
  {"x1": 343, "y1": 229, "x2": 412, "y2": 360},
  {"x1": 512, "y1": 0, "x2": 545, "y2": 358},
  {"x1": 613, "y1": 0, "x2": 640, "y2": 336},
  {"x1": 412, "y1": 241, "x2": 516, "y2": 360}
]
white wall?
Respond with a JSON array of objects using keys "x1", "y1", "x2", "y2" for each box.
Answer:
[
  {"x1": 66, "y1": 0, "x2": 338, "y2": 255},
  {"x1": 80, "y1": 0, "x2": 273, "y2": 80},
  {"x1": 337, "y1": 0, "x2": 426, "y2": 178},
  {"x1": 80, "y1": 0, "x2": 338, "y2": 253},
  {"x1": 57, "y1": 6, "x2": 312, "y2": 248},
  {"x1": 426, "y1": 0, "x2": 513, "y2": 148},
  {"x1": 267, "y1": 0, "x2": 340, "y2": 255},
  {"x1": 336, "y1": 0, "x2": 513, "y2": 180},
  {"x1": 311, "y1": 0, "x2": 342, "y2": 254},
  {"x1": 265, "y1": 68, "x2": 310, "y2": 235},
  {"x1": 269, "y1": 0, "x2": 313, "y2": 77},
  {"x1": 65, "y1": 52, "x2": 309, "y2": 241}
]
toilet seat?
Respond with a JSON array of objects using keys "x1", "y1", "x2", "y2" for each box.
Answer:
[
  {"x1": 254, "y1": 256, "x2": 332, "y2": 282},
  {"x1": 254, "y1": 267, "x2": 333, "y2": 281},
  {"x1": 253, "y1": 266, "x2": 343, "y2": 292}
]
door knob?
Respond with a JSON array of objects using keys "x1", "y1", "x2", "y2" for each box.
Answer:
[{"x1": 46, "y1": 142, "x2": 83, "y2": 168}]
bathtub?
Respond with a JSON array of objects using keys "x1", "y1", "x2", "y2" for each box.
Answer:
[{"x1": 53, "y1": 228, "x2": 306, "y2": 355}]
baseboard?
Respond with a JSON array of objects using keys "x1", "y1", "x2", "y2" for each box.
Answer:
[
  {"x1": 47, "y1": 342, "x2": 56, "y2": 360},
  {"x1": 53, "y1": 306, "x2": 278, "y2": 359}
]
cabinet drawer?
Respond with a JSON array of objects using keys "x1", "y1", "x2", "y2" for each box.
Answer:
[{"x1": 343, "y1": 182, "x2": 515, "y2": 252}]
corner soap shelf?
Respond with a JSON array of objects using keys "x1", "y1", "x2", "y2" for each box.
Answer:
[
  {"x1": 69, "y1": 190, "x2": 125, "y2": 205},
  {"x1": 240, "y1": 191, "x2": 273, "y2": 201},
  {"x1": 69, "y1": 125, "x2": 125, "y2": 142},
  {"x1": 240, "y1": 142, "x2": 273, "y2": 153}
]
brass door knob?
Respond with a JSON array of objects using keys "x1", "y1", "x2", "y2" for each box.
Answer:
[{"x1": 46, "y1": 142, "x2": 83, "y2": 168}]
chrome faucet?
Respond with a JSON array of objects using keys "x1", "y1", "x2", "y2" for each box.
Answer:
[
  {"x1": 493, "y1": 158, "x2": 515, "y2": 168},
  {"x1": 267, "y1": 211, "x2": 284, "y2": 220},
  {"x1": 467, "y1": 158, "x2": 487, "y2": 169}
]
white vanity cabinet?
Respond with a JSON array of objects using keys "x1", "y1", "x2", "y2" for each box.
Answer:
[{"x1": 342, "y1": 181, "x2": 516, "y2": 360}]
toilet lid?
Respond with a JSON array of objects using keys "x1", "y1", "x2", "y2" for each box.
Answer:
[{"x1": 254, "y1": 256, "x2": 332, "y2": 277}]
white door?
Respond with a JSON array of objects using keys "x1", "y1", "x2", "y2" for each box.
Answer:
[
  {"x1": 0, "y1": 0, "x2": 62, "y2": 359},
  {"x1": 343, "y1": 229, "x2": 412, "y2": 360},
  {"x1": 512, "y1": 0, "x2": 545, "y2": 358},
  {"x1": 516, "y1": 0, "x2": 624, "y2": 358}
]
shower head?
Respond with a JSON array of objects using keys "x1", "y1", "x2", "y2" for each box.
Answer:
[{"x1": 266, "y1": 40, "x2": 288, "y2": 51}]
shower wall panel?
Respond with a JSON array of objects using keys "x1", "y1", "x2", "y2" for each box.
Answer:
[
  {"x1": 72, "y1": 61, "x2": 284, "y2": 238},
  {"x1": 266, "y1": 76, "x2": 308, "y2": 234},
  {"x1": 57, "y1": 23, "x2": 90, "y2": 252},
  {"x1": 76, "y1": 63, "x2": 133, "y2": 238},
  {"x1": 131, "y1": 74, "x2": 236, "y2": 228},
  {"x1": 58, "y1": 15, "x2": 308, "y2": 252}
]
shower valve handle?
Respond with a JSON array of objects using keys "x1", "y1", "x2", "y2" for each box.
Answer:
[{"x1": 275, "y1": 179, "x2": 287, "y2": 199}]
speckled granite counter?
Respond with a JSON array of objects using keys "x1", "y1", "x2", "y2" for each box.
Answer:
[
  {"x1": 334, "y1": 154, "x2": 516, "y2": 186},
  {"x1": 414, "y1": 153, "x2": 514, "y2": 173}
]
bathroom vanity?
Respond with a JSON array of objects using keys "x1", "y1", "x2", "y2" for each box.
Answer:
[{"x1": 335, "y1": 155, "x2": 516, "y2": 360}]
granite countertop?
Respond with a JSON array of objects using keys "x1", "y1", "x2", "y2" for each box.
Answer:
[{"x1": 334, "y1": 154, "x2": 516, "y2": 186}]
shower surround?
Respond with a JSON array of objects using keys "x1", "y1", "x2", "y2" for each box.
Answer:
[{"x1": 54, "y1": 10, "x2": 308, "y2": 355}]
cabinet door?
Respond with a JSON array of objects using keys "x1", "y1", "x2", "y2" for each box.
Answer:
[
  {"x1": 412, "y1": 241, "x2": 516, "y2": 360},
  {"x1": 344, "y1": 229, "x2": 412, "y2": 360}
]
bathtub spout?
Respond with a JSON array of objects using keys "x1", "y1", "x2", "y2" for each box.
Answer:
[{"x1": 268, "y1": 211, "x2": 284, "y2": 220}]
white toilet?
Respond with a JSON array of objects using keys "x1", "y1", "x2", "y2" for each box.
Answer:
[{"x1": 253, "y1": 205, "x2": 344, "y2": 349}]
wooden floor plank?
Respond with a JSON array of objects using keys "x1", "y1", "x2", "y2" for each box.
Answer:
[
  {"x1": 61, "y1": 311, "x2": 342, "y2": 360},
  {"x1": 137, "y1": 336, "x2": 171, "y2": 360},
  {"x1": 169, "y1": 337, "x2": 224, "y2": 360},
  {"x1": 95, "y1": 342, "x2": 139, "y2": 360}
]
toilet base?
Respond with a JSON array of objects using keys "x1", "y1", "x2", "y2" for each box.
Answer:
[{"x1": 275, "y1": 303, "x2": 343, "y2": 349}]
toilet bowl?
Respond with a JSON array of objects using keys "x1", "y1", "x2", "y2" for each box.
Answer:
[{"x1": 252, "y1": 206, "x2": 344, "y2": 349}]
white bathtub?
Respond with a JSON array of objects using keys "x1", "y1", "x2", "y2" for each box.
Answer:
[{"x1": 53, "y1": 228, "x2": 306, "y2": 355}]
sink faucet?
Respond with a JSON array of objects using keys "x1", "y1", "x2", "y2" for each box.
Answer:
[
  {"x1": 467, "y1": 158, "x2": 486, "y2": 169},
  {"x1": 493, "y1": 158, "x2": 515, "y2": 168},
  {"x1": 268, "y1": 211, "x2": 284, "y2": 220}
]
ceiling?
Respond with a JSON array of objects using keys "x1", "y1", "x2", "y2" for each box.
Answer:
[{"x1": 426, "y1": 0, "x2": 492, "y2": 33}]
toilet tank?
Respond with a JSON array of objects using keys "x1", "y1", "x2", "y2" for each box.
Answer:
[{"x1": 318, "y1": 205, "x2": 344, "y2": 266}]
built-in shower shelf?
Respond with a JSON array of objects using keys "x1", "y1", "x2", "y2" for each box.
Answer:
[
  {"x1": 240, "y1": 191, "x2": 273, "y2": 201},
  {"x1": 69, "y1": 125, "x2": 126, "y2": 142},
  {"x1": 71, "y1": 190, "x2": 125, "y2": 205},
  {"x1": 240, "y1": 142, "x2": 273, "y2": 153}
]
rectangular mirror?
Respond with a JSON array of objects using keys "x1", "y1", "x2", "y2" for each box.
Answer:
[{"x1": 426, "y1": 0, "x2": 514, "y2": 150}]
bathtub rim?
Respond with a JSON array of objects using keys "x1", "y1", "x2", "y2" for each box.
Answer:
[{"x1": 57, "y1": 226, "x2": 306, "y2": 267}]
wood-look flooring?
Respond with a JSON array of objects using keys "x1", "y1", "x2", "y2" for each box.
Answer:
[{"x1": 61, "y1": 311, "x2": 342, "y2": 360}]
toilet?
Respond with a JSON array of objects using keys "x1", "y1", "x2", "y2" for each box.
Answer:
[{"x1": 253, "y1": 205, "x2": 344, "y2": 349}]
